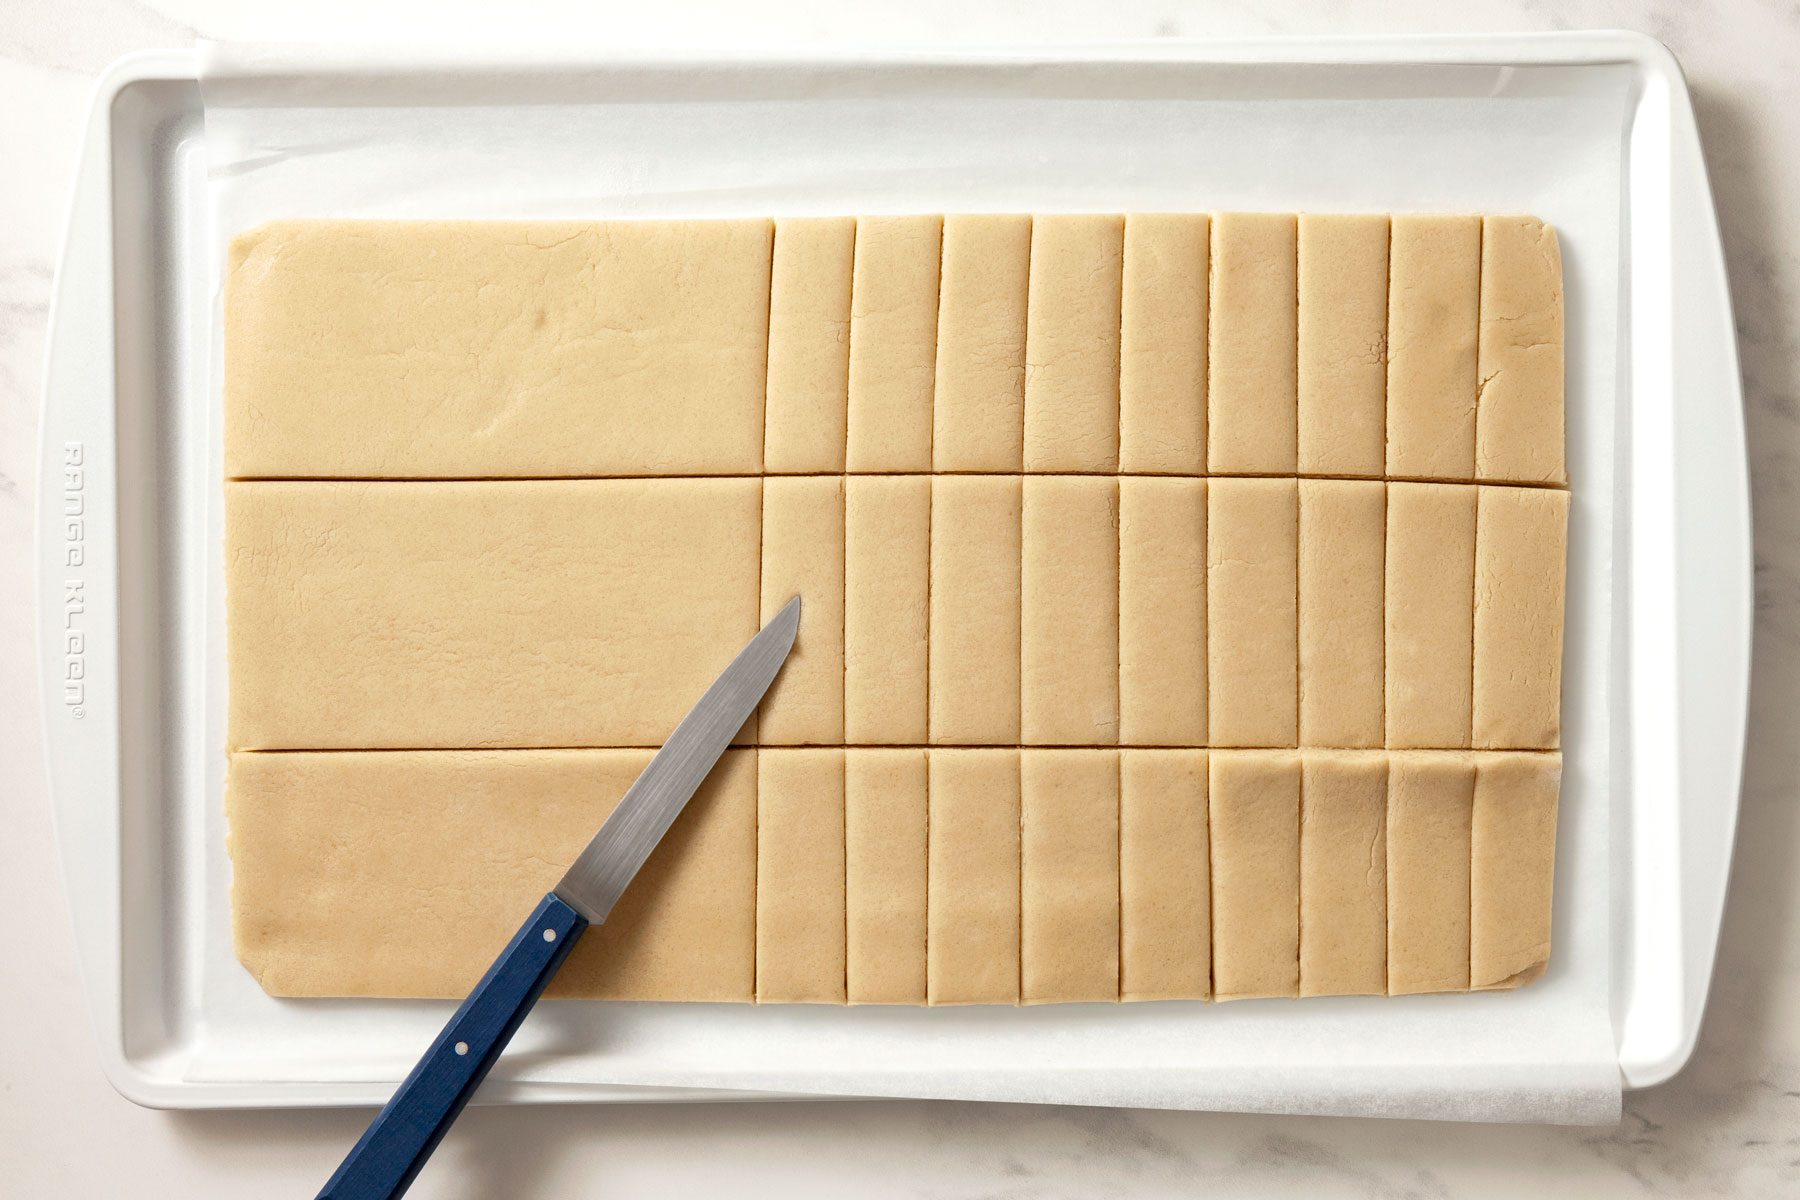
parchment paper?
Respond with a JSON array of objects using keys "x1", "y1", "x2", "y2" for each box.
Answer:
[{"x1": 194, "y1": 42, "x2": 1627, "y2": 1123}]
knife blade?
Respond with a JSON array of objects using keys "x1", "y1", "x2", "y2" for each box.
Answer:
[
  {"x1": 319, "y1": 596, "x2": 801, "y2": 1200},
  {"x1": 555, "y1": 594, "x2": 800, "y2": 923}
]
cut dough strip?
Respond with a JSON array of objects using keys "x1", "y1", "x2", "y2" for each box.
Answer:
[{"x1": 228, "y1": 747, "x2": 1556, "y2": 1003}]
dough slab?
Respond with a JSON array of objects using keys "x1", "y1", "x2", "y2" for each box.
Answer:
[
  {"x1": 1299, "y1": 751, "x2": 1388, "y2": 997},
  {"x1": 1023, "y1": 214, "x2": 1125, "y2": 472},
  {"x1": 1021, "y1": 749, "x2": 1121, "y2": 1004},
  {"x1": 845, "y1": 749, "x2": 929, "y2": 1004},
  {"x1": 1386, "y1": 214, "x2": 1481, "y2": 480},
  {"x1": 1119, "y1": 478, "x2": 1207, "y2": 747},
  {"x1": 926, "y1": 750, "x2": 1022, "y2": 1005},
  {"x1": 1298, "y1": 214, "x2": 1389, "y2": 477},
  {"x1": 934, "y1": 215, "x2": 1030, "y2": 472},
  {"x1": 764, "y1": 217, "x2": 854, "y2": 473},
  {"x1": 928, "y1": 475, "x2": 1023, "y2": 745},
  {"x1": 847, "y1": 216, "x2": 941, "y2": 472},
  {"x1": 1208, "y1": 213, "x2": 1298, "y2": 474},
  {"x1": 1299, "y1": 479, "x2": 1386, "y2": 748},
  {"x1": 1119, "y1": 213, "x2": 1209, "y2": 475},
  {"x1": 226, "y1": 220, "x2": 773, "y2": 479},
  {"x1": 226, "y1": 213, "x2": 1567, "y2": 1007},
  {"x1": 1207, "y1": 477, "x2": 1299, "y2": 748},
  {"x1": 226, "y1": 479, "x2": 762, "y2": 750},
  {"x1": 1386, "y1": 753, "x2": 1475, "y2": 995},
  {"x1": 1385, "y1": 482, "x2": 1476, "y2": 750},
  {"x1": 1119, "y1": 750, "x2": 1211, "y2": 1001},
  {"x1": 758, "y1": 476, "x2": 845, "y2": 744},
  {"x1": 755, "y1": 749, "x2": 847, "y2": 1004},
  {"x1": 228, "y1": 749, "x2": 757, "y2": 1000},
  {"x1": 844, "y1": 475, "x2": 931, "y2": 744}
]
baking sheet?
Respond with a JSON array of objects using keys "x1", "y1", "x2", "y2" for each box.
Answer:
[{"x1": 193, "y1": 43, "x2": 1626, "y2": 1122}]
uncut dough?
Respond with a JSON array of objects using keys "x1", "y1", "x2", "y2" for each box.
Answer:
[
  {"x1": 1297, "y1": 214, "x2": 1388, "y2": 476},
  {"x1": 758, "y1": 476, "x2": 846, "y2": 745},
  {"x1": 1021, "y1": 750, "x2": 1121, "y2": 1003},
  {"x1": 1386, "y1": 215, "x2": 1481, "y2": 479},
  {"x1": 1120, "y1": 749, "x2": 1211, "y2": 1001},
  {"x1": 756, "y1": 749, "x2": 847, "y2": 1003},
  {"x1": 1386, "y1": 753, "x2": 1474, "y2": 995},
  {"x1": 929, "y1": 475, "x2": 1023, "y2": 744},
  {"x1": 1299, "y1": 751, "x2": 1388, "y2": 997},
  {"x1": 764, "y1": 217, "x2": 855, "y2": 473},
  {"x1": 1208, "y1": 213, "x2": 1298, "y2": 474},
  {"x1": 1024, "y1": 214, "x2": 1125, "y2": 471},
  {"x1": 226, "y1": 479, "x2": 761, "y2": 750},
  {"x1": 1022, "y1": 477, "x2": 1120, "y2": 745},
  {"x1": 1477, "y1": 216, "x2": 1566, "y2": 484},
  {"x1": 225, "y1": 219, "x2": 773, "y2": 478},
  {"x1": 1119, "y1": 213, "x2": 1209, "y2": 474},
  {"x1": 845, "y1": 749, "x2": 929, "y2": 1004},
  {"x1": 934, "y1": 214, "x2": 1031, "y2": 471},
  {"x1": 927, "y1": 750, "x2": 1022, "y2": 1005},
  {"x1": 847, "y1": 216, "x2": 941, "y2": 471},
  {"x1": 227, "y1": 749, "x2": 756, "y2": 1000},
  {"x1": 1209, "y1": 751, "x2": 1301, "y2": 1000}
]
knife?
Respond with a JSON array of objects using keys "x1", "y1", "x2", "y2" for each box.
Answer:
[{"x1": 318, "y1": 596, "x2": 802, "y2": 1200}]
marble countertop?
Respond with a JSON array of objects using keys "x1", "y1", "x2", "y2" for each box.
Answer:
[{"x1": 2, "y1": 1, "x2": 1796, "y2": 1196}]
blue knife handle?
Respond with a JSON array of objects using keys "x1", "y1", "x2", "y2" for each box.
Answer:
[{"x1": 318, "y1": 892, "x2": 588, "y2": 1200}]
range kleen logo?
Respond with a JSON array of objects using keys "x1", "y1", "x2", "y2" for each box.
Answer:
[{"x1": 61, "y1": 442, "x2": 86, "y2": 719}]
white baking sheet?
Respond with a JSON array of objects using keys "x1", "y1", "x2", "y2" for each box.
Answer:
[{"x1": 192, "y1": 43, "x2": 1626, "y2": 1122}]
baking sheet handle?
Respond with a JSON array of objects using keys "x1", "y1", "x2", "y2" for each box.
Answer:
[
  {"x1": 38, "y1": 57, "x2": 135, "y2": 1101},
  {"x1": 1615, "y1": 38, "x2": 1752, "y2": 1089}
]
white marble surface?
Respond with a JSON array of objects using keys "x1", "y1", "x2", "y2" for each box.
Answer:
[{"x1": 2, "y1": 1, "x2": 1796, "y2": 1195}]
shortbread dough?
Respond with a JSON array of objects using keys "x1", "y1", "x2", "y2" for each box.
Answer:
[
  {"x1": 226, "y1": 212, "x2": 1569, "y2": 1008},
  {"x1": 927, "y1": 750, "x2": 1022, "y2": 1005},
  {"x1": 934, "y1": 215, "x2": 1030, "y2": 471},
  {"x1": 1297, "y1": 214, "x2": 1388, "y2": 476},
  {"x1": 1299, "y1": 751, "x2": 1388, "y2": 997},
  {"x1": 1119, "y1": 478, "x2": 1207, "y2": 746},
  {"x1": 1477, "y1": 217, "x2": 1566, "y2": 485},
  {"x1": 758, "y1": 476, "x2": 845, "y2": 745},
  {"x1": 847, "y1": 216, "x2": 940, "y2": 471},
  {"x1": 764, "y1": 218, "x2": 854, "y2": 473},
  {"x1": 1207, "y1": 478, "x2": 1299, "y2": 748},
  {"x1": 755, "y1": 750, "x2": 847, "y2": 1003},
  {"x1": 1386, "y1": 753, "x2": 1474, "y2": 995},
  {"x1": 1209, "y1": 751, "x2": 1301, "y2": 1000},
  {"x1": 225, "y1": 219, "x2": 773, "y2": 478},
  {"x1": 1120, "y1": 214, "x2": 1209, "y2": 474},
  {"x1": 1208, "y1": 213, "x2": 1298, "y2": 474},
  {"x1": 928, "y1": 475, "x2": 1023, "y2": 744},
  {"x1": 1471, "y1": 752, "x2": 1561, "y2": 988},
  {"x1": 1386, "y1": 215, "x2": 1481, "y2": 480},
  {"x1": 1385, "y1": 482, "x2": 1476, "y2": 749},
  {"x1": 226, "y1": 479, "x2": 760, "y2": 750},
  {"x1": 845, "y1": 749, "x2": 929, "y2": 1004},
  {"x1": 1021, "y1": 749, "x2": 1121, "y2": 1004},
  {"x1": 844, "y1": 475, "x2": 931, "y2": 743},
  {"x1": 1299, "y1": 479, "x2": 1386, "y2": 747},
  {"x1": 1120, "y1": 750, "x2": 1211, "y2": 1001},
  {"x1": 1024, "y1": 214, "x2": 1125, "y2": 471},
  {"x1": 1474, "y1": 487, "x2": 1569, "y2": 749},
  {"x1": 228, "y1": 748, "x2": 756, "y2": 1000},
  {"x1": 1022, "y1": 477, "x2": 1120, "y2": 745}
]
